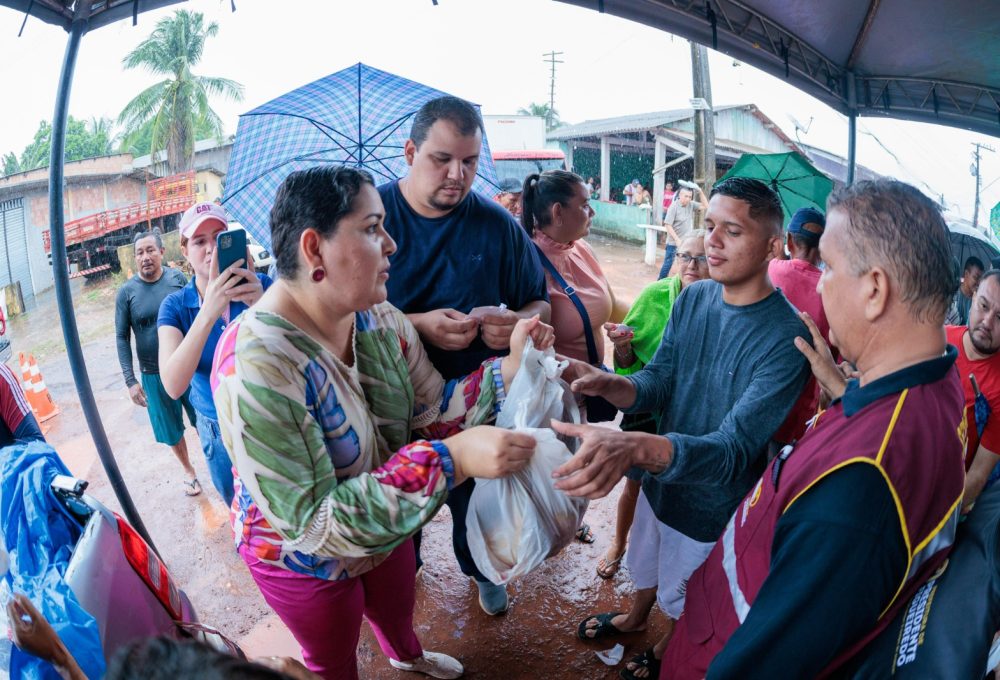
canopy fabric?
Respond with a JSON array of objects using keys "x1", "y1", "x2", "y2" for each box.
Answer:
[
  {"x1": 558, "y1": 0, "x2": 1000, "y2": 138},
  {"x1": 0, "y1": 0, "x2": 184, "y2": 32}
]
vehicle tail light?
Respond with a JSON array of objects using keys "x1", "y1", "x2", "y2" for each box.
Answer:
[{"x1": 115, "y1": 515, "x2": 183, "y2": 621}]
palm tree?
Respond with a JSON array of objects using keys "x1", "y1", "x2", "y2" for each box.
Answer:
[
  {"x1": 117, "y1": 10, "x2": 243, "y2": 173},
  {"x1": 518, "y1": 102, "x2": 561, "y2": 129},
  {"x1": 87, "y1": 117, "x2": 117, "y2": 156}
]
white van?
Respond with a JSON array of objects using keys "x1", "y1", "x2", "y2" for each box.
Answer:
[{"x1": 227, "y1": 222, "x2": 273, "y2": 273}]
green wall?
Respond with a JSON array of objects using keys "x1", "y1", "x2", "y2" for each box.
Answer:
[{"x1": 589, "y1": 202, "x2": 649, "y2": 243}]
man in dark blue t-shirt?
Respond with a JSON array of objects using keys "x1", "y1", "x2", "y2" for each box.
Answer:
[{"x1": 380, "y1": 96, "x2": 549, "y2": 616}]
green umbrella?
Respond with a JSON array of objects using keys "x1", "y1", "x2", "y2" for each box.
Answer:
[
  {"x1": 990, "y1": 201, "x2": 1000, "y2": 241},
  {"x1": 719, "y1": 152, "x2": 833, "y2": 225}
]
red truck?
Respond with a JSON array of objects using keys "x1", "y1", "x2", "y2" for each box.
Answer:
[
  {"x1": 491, "y1": 149, "x2": 567, "y2": 186},
  {"x1": 42, "y1": 171, "x2": 196, "y2": 278}
]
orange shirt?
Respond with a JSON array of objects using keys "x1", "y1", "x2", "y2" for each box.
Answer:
[{"x1": 532, "y1": 231, "x2": 613, "y2": 364}]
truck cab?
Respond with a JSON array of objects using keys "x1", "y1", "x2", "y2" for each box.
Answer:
[{"x1": 491, "y1": 150, "x2": 567, "y2": 187}]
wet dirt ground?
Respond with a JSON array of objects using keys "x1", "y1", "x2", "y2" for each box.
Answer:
[{"x1": 27, "y1": 235, "x2": 670, "y2": 679}]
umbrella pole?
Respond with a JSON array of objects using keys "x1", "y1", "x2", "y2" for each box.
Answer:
[{"x1": 49, "y1": 15, "x2": 160, "y2": 556}]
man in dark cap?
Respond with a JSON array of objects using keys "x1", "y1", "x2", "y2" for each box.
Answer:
[{"x1": 495, "y1": 177, "x2": 523, "y2": 217}]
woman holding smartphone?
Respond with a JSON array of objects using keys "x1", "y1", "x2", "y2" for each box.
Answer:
[{"x1": 157, "y1": 202, "x2": 272, "y2": 505}]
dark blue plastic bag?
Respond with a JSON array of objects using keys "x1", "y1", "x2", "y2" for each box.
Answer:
[{"x1": 0, "y1": 441, "x2": 105, "y2": 679}]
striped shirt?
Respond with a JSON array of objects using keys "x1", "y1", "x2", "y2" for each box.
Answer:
[{"x1": 0, "y1": 363, "x2": 42, "y2": 446}]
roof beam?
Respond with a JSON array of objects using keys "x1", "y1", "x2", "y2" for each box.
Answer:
[{"x1": 846, "y1": 0, "x2": 882, "y2": 70}]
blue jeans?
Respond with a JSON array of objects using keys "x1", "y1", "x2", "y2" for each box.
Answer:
[
  {"x1": 658, "y1": 243, "x2": 677, "y2": 280},
  {"x1": 195, "y1": 413, "x2": 236, "y2": 506}
]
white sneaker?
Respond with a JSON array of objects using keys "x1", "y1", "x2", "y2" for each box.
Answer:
[{"x1": 389, "y1": 651, "x2": 464, "y2": 679}]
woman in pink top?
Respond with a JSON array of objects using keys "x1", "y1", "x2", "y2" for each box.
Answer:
[
  {"x1": 767, "y1": 207, "x2": 830, "y2": 343},
  {"x1": 521, "y1": 170, "x2": 629, "y2": 544},
  {"x1": 521, "y1": 170, "x2": 629, "y2": 366},
  {"x1": 768, "y1": 206, "x2": 830, "y2": 443}
]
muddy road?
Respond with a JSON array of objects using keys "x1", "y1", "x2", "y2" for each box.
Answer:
[{"x1": 27, "y1": 236, "x2": 670, "y2": 679}]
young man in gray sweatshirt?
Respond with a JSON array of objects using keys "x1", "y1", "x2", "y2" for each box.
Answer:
[{"x1": 556, "y1": 177, "x2": 810, "y2": 678}]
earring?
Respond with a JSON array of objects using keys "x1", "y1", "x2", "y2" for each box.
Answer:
[{"x1": 311, "y1": 266, "x2": 326, "y2": 282}]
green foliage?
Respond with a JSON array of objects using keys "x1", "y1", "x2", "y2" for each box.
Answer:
[
  {"x1": 518, "y1": 102, "x2": 562, "y2": 130},
  {"x1": 2, "y1": 117, "x2": 116, "y2": 176},
  {"x1": 120, "y1": 115, "x2": 220, "y2": 157},
  {"x1": 117, "y1": 9, "x2": 243, "y2": 173}
]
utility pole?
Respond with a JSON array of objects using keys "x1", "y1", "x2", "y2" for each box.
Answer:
[
  {"x1": 972, "y1": 142, "x2": 995, "y2": 231},
  {"x1": 543, "y1": 50, "x2": 564, "y2": 129},
  {"x1": 690, "y1": 42, "x2": 715, "y2": 226}
]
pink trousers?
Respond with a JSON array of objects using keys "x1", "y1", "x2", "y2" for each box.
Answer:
[{"x1": 240, "y1": 541, "x2": 423, "y2": 680}]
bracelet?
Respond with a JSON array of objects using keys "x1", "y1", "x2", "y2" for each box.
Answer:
[{"x1": 614, "y1": 344, "x2": 634, "y2": 359}]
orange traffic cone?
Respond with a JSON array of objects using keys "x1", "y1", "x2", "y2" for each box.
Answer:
[{"x1": 19, "y1": 352, "x2": 59, "y2": 423}]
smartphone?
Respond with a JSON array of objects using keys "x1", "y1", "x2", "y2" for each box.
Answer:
[{"x1": 216, "y1": 229, "x2": 248, "y2": 278}]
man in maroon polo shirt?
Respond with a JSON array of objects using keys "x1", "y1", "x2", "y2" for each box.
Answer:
[{"x1": 656, "y1": 179, "x2": 966, "y2": 678}]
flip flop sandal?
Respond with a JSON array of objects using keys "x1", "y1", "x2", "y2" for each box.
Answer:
[
  {"x1": 597, "y1": 550, "x2": 626, "y2": 579},
  {"x1": 620, "y1": 648, "x2": 661, "y2": 680},
  {"x1": 575, "y1": 523, "x2": 597, "y2": 544},
  {"x1": 577, "y1": 611, "x2": 626, "y2": 641},
  {"x1": 183, "y1": 478, "x2": 202, "y2": 497}
]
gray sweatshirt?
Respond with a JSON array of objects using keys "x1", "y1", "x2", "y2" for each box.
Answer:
[{"x1": 627, "y1": 279, "x2": 810, "y2": 542}]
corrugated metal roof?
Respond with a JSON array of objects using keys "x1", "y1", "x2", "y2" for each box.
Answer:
[
  {"x1": 548, "y1": 105, "x2": 744, "y2": 140},
  {"x1": 798, "y1": 143, "x2": 881, "y2": 185}
]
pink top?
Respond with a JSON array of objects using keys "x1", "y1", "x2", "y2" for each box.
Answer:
[
  {"x1": 768, "y1": 258, "x2": 830, "y2": 344},
  {"x1": 533, "y1": 231, "x2": 613, "y2": 364}
]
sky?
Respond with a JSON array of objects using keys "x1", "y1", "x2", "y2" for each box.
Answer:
[{"x1": 1, "y1": 0, "x2": 999, "y2": 225}]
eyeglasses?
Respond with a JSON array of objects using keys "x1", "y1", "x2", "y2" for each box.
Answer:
[{"x1": 675, "y1": 253, "x2": 708, "y2": 266}]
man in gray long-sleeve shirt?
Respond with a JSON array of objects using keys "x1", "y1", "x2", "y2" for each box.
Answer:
[
  {"x1": 115, "y1": 230, "x2": 201, "y2": 496},
  {"x1": 557, "y1": 177, "x2": 809, "y2": 675}
]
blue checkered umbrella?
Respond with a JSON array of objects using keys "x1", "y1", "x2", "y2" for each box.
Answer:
[{"x1": 222, "y1": 63, "x2": 501, "y2": 248}]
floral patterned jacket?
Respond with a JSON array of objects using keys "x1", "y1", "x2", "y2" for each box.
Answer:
[{"x1": 211, "y1": 303, "x2": 505, "y2": 580}]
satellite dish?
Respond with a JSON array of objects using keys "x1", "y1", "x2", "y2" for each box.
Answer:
[{"x1": 786, "y1": 114, "x2": 814, "y2": 144}]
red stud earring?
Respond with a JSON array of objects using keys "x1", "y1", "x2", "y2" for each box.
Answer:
[{"x1": 311, "y1": 267, "x2": 326, "y2": 282}]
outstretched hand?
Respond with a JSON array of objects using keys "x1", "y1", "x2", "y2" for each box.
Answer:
[
  {"x1": 558, "y1": 358, "x2": 637, "y2": 408},
  {"x1": 549, "y1": 419, "x2": 667, "y2": 499},
  {"x1": 794, "y1": 312, "x2": 848, "y2": 403}
]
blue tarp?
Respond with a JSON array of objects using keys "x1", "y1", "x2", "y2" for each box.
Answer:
[
  {"x1": 0, "y1": 442, "x2": 105, "y2": 679},
  {"x1": 223, "y1": 62, "x2": 501, "y2": 249}
]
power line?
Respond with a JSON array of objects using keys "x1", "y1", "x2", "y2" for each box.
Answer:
[{"x1": 543, "y1": 50, "x2": 564, "y2": 129}]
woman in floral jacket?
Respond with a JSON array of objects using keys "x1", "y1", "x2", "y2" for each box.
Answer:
[{"x1": 211, "y1": 166, "x2": 553, "y2": 680}]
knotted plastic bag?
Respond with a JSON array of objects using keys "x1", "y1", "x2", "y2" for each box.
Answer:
[{"x1": 466, "y1": 340, "x2": 588, "y2": 584}]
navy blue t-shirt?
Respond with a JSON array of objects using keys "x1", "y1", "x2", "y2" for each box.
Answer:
[{"x1": 379, "y1": 181, "x2": 548, "y2": 379}]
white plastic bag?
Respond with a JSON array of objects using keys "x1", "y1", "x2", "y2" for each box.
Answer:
[{"x1": 465, "y1": 340, "x2": 588, "y2": 584}]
